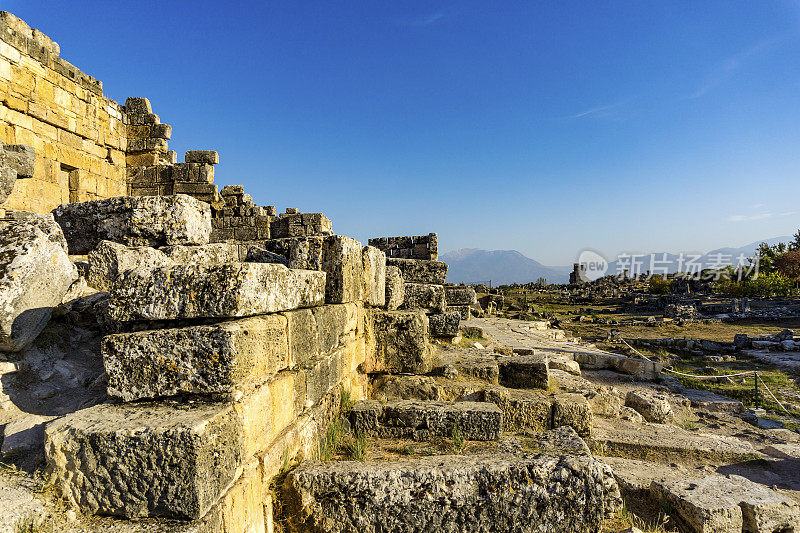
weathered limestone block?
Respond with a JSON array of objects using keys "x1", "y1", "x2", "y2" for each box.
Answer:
[
  {"x1": 361, "y1": 246, "x2": 386, "y2": 307},
  {"x1": 384, "y1": 265, "x2": 404, "y2": 310},
  {"x1": 498, "y1": 355, "x2": 550, "y2": 389},
  {"x1": 53, "y1": 195, "x2": 212, "y2": 254},
  {"x1": 0, "y1": 212, "x2": 77, "y2": 351},
  {"x1": 103, "y1": 315, "x2": 290, "y2": 401},
  {"x1": 549, "y1": 356, "x2": 581, "y2": 375},
  {"x1": 402, "y1": 283, "x2": 446, "y2": 313},
  {"x1": 351, "y1": 400, "x2": 502, "y2": 441},
  {"x1": 433, "y1": 352, "x2": 498, "y2": 383},
  {"x1": 125, "y1": 97, "x2": 152, "y2": 114},
  {"x1": 483, "y1": 387, "x2": 552, "y2": 433},
  {"x1": 0, "y1": 144, "x2": 35, "y2": 179},
  {"x1": 625, "y1": 390, "x2": 674, "y2": 424},
  {"x1": 552, "y1": 393, "x2": 593, "y2": 438},
  {"x1": 311, "y1": 304, "x2": 351, "y2": 355},
  {"x1": 369, "y1": 375, "x2": 439, "y2": 402},
  {"x1": 368, "y1": 309, "x2": 432, "y2": 374},
  {"x1": 447, "y1": 305, "x2": 471, "y2": 320},
  {"x1": 87, "y1": 240, "x2": 174, "y2": 291},
  {"x1": 386, "y1": 257, "x2": 448, "y2": 284},
  {"x1": 108, "y1": 263, "x2": 325, "y2": 322},
  {"x1": 444, "y1": 286, "x2": 477, "y2": 306},
  {"x1": 285, "y1": 308, "x2": 319, "y2": 367},
  {"x1": 428, "y1": 311, "x2": 460, "y2": 338},
  {"x1": 283, "y1": 453, "x2": 621, "y2": 533},
  {"x1": 321, "y1": 236, "x2": 363, "y2": 304},
  {"x1": 185, "y1": 150, "x2": 219, "y2": 165},
  {"x1": 45, "y1": 402, "x2": 243, "y2": 520},
  {"x1": 271, "y1": 213, "x2": 333, "y2": 239},
  {"x1": 525, "y1": 426, "x2": 591, "y2": 455},
  {"x1": 0, "y1": 166, "x2": 17, "y2": 205},
  {"x1": 161, "y1": 243, "x2": 239, "y2": 264}
]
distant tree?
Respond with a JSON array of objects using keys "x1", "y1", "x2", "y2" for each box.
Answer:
[
  {"x1": 649, "y1": 275, "x2": 673, "y2": 294},
  {"x1": 755, "y1": 241, "x2": 788, "y2": 276},
  {"x1": 790, "y1": 230, "x2": 800, "y2": 252},
  {"x1": 535, "y1": 277, "x2": 547, "y2": 286},
  {"x1": 774, "y1": 250, "x2": 800, "y2": 282}
]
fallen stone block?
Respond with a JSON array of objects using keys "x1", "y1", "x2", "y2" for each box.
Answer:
[
  {"x1": 361, "y1": 246, "x2": 386, "y2": 307},
  {"x1": 103, "y1": 315, "x2": 290, "y2": 401},
  {"x1": 351, "y1": 399, "x2": 502, "y2": 441},
  {"x1": 402, "y1": 282, "x2": 446, "y2": 313},
  {"x1": 245, "y1": 245, "x2": 289, "y2": 265},
  {"x1": 384, "y1": 265, "x2": 404, "y2": 310},
  {"x1": 53, "y1": 195, "x2": 212, "y2": 254},
  {"x1": 552, "y1": 393, "x2": 593, "y2": 438},
  {"x1": 447, "y1": 304, "x2": 471, "y2": 320},
  {"x1": 625, "y1": 390, "x2": 674, "y2": 424},
  {"x1": 428, "y1": 311, "x2": 460, "y2": 337},
  {"x1": 283, "y1": 452, "x2": 621, "y2": 533},
  {"x1": 87, "y1": 240, "x2": 174, "y2": 291},
  {"x1": 523, "y1": 426, "x2": 591, "y2": 455},
  {"x1": 483, "y1": 387, "x2": 551, "y2": 433},
  {"x1": 650, "y1": 475, "x2": 800, "y2": 533},
  {"x1": 444, "y1": 286, "x2": 477, "y2": 306},
  {"x1": 1, "y1": 143, "x2": 35, "y2": 179},
  {"x1": 549, "y1": 356, "x2": 581, "y2": 375},
  {"x1": 590, "y1": 418, "x2": 758, "y2": 463},
  {"x1": 45, "y1": 402, "x2": 243, "y2": 519},
  {"x1": 1, "y1": 414, "x2": 57, "y2": 465},
  {"x1": 498, "y1": 355, "x2": 550, "y2": 389},
  {"x1": 369, "y1": 374, "x2": 439, "y2": 402},
  {"x1": 367, "y1": 309, "x2": 432, "y2": 374},
  {"x1": 0, "y1": 212, "x2": 77, "y2": 351},
  {"x1": 108, "y1": 263, "x2": 325, "y2": 322},
  {"x1": 386, "y1": 258, "x2": 448, "y2": 284},
  {"x1": 433, "y1": 351, "x2": 498, "y2": 383},
  {"x1": 161, "y1": 242, "x2": 239, "y2": 264}
]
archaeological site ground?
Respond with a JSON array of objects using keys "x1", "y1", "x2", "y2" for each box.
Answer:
[{"x1": 1, "y1": 9, "x2": 800, "y2": 533}]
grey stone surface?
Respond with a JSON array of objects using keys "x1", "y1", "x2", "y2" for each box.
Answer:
[
  {"x1": 0, "y1": 212, "x2": 77, "y2": 351},
  {"x1": 552, "y1": 393, "x2": 593, "y2": 438},
  {"x1": 368, "y1": 309, "x2": 432, "y2": 374},
  {"x1": 369, "y1": 375, "x2": 439, "y2": 402},
  {"x1": 447, "y1": 305, "x2": 471, "y2": 320},
  {"x1": 1, "y1": 414, "x2": 57, "y2": 462},
  {"x1": 433, "y1": 351, "x2": 499, "y2": 383},
  {"x1": 0, "y1": 165, "x2": 17, "y2": 205},
  {"x1": 244, "y1": 245, "x2": 289, "y2": 266},
  {"x1": 361, "y1": 246, "x2": 386, "y2": 307},
  {"x1": 283, "y1": 452, "x2": 621, "y2": 533},
  {"x1": 497, "y1": 354, "x2": 550, "y2": 389},
  {"x1": 161, "y1": 243, "x2": 239, "y2": 264},
  {"x1": 0, "y1": 143, "x2": 35, "y2": 179},
  {"x1": 444, "y1": 286, "x2": 477, "y2": 306},
  {"x1": 428, "y1": 311, "x2": 460, "y2": 337},
  {"x1": 523, "y1": 426, "x2": 591, "y2": 455},
  {"x1": 103, "y1": 315, "x2": 290, "y2": 401},
  {"x1": 386, "y1": 258, "x2": 448, "y2": 284},
  {"x1": 625, "y1": 390, "x2": 674, "y2": 424},
  {"x1": 52, "y1": 195, "x2": 212, "y2": 254},
  {"x1": 87, "y1": 240, "x2": 174, "y2": 291},
  {"x1": 108, "y1": 263, "x2": 325, "y2": 322},
  {"x1": 350, "y1": 399, "x2": 502, "y2": 441},
  {"x1": 402, "y1": 283, "x2": 446, "y2": 313},
  {"x1": 384, "y1": 265, "x2": 404, "y2": 310},
  {"x1": 45, "y1": 402, "x2": 243, "y2": 520}
]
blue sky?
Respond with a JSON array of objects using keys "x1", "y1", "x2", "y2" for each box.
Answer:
[{"x1": 5, "y1": 1, "x2": 800, "y2": 265}]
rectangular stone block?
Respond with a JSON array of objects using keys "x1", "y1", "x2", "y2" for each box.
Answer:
[
  {"x1": 367, "y1": 309, "x2": 432, "y2": 374},
  {"x1": 428, "y1": 311, "x2": 460, "y2": 338},
  {"x1": 108, "y1": 263, "x2": 326, "y2": 322},
  {"x1": 402, "y1": 283, "x2": 446, "y2": 313},
  {"x1": 284, "y1": 308, "x2": 319, "y2": 367},
  {"x1": 87, "y1": 240, "x2": 174, "y2": 291},
  {"x1": 103, "y1": 315, "x2": 290, "y2": 401},
  {"x1": 185, "y1": 150, "x2": 219, "y2": 164},
  {"x1": 351, "y1": 400, "x2": 502, "y2": 441},
  {"x1": 445, "y1": 286, "x2": 477, "y2": 306},
  {"x1": 447, "y1": 305, "x2": 471, "y2": 320},
  {"x1": 385, "y1": 265, "x2": 404, "y2": 310},
  {"x1": 312, "y1": 304, "x2": 349, "y2": 355},
  {"x1": 483, "y1": 388, "x2": 552, "y2": 433},
  {"x1": 498, "y1": 355, "x2": 550, "y2": 390},
  {"x1": 386, "y1": 258, "x2": 448, "y2": 284},
  {"x1": 52, "y1": 195, "x2": 211, "y2": 254},
  {"x1": 361, "y1": 245, "x2": 386, "y2": 307},
  {"x1": 45, "y1": 402, "x2": 244, "y2": 520}
]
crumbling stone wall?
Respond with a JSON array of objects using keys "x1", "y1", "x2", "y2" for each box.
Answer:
[
  {"x1": 0, "y1": 12, "x2": 127, "y2": 212},
  {"x1": 369, "y1": 233, "x2": 438, "y2": 260}
]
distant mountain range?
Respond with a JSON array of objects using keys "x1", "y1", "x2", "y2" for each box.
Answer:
[{"x1": 441, "y1": 236, "x2": 792, "y2": 285}]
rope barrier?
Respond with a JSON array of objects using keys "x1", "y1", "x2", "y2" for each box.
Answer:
[{"x1": 618, "y1": 337, "x2": 791, "y2": 414}]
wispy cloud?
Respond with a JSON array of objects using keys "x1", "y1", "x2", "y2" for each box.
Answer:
[
  {"x1": 569, "y1": 99, "x2": 631, "y2": 120},
  {"x1": 725, "y1": 211, "x2": 794, "y2": 223},
  {"x1": 403, "y1": 12, "x2": 445, "y2": 27},
  {"x1": 689, "y1": 36, "x2": 785, "y2": 99}
]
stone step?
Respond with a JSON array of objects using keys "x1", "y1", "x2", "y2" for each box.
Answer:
[
  {"x1": 590, "y1": 418, "x2": 759, "y2": 463},
  {"x1": 366, "y1": 309, "x2": 432, "y2": 374},
  {"x1": 431, "y1": 350, "x2": 499, "y2": 383},
  {"x1": 350, "y1": 400, "x2": 502, "y2": 441},
  {"x1": 107, "y1": 262, "x2": 326, "y2": 322},
  {"x1": 497, "y1": 354, "x2": 550, "y2": 389},
  {"x1": 281, "y1": 452, "x2": 620, "y2": 533},
  {"x1": 653, "y1": 475, "x2": 800, "y2": 533}
]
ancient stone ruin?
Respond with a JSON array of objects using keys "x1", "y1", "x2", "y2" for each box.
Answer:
[{"x1": 1, "y1": 10, "x2": 799, "y2": 533}]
